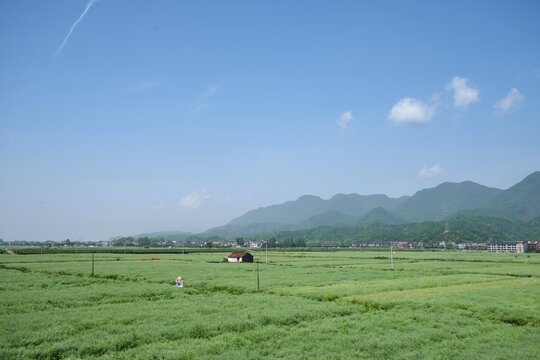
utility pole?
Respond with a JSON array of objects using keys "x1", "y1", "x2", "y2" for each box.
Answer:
[
  {"x1": 444, "y1": 208, "x2": 449, "y2": 234},
  {"x1": 91, "y1": 253, "x2": 95, "y2": 277},
  {"x1": 390, "y1": 242, "x2": 394, "y2": 270},
  {"x1": 256, "y1": 260, "x2": 260, "y2": 293}
]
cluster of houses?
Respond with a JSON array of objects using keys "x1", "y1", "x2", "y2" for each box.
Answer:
[
  {"x1": 487, "y1": 241, "x2": 540, "y2": 253},
  {"x1": 350, "y1": 240, "x2": 540, "y2": 253},
  {"x1": 4, "y1": 238, "x2": 539, "y2": 254},
  {"x1": 486, "y1": 242, "x2": 524, "y2": 253},
  {"x1": 224, "y1": 240, "x2": 540, "y2": 254},
  {"x1": 218, "y1": 240, "x2": 264, "y2": 248},
  {"x1": 1, "y1": 239, "x2": 111, "y2": 248}
]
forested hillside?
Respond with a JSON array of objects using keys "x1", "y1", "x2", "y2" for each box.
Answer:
[{"x1": 262, "y1": 216, "x2": 540, "y2": 246}]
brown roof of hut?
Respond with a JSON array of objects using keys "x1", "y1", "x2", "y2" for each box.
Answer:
[{"x1": 228, "y1": 251, "x2": 250, "y2": 258}]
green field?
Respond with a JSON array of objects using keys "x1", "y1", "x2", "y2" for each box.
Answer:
[{"x1": 1, "y1": 250, "x2": 539, "y2": 359}]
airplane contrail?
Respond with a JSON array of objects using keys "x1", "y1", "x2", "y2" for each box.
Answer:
[{"x1": 55, "y1": 0, "x2": 98, "y2": 57}]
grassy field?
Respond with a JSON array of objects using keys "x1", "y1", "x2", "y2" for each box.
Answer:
[{"x1": 1, "y1": 250, "x2": 539, "y2": 359}]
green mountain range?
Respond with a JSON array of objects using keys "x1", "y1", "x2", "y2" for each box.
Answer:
[
  {"x1": 227, "y1": 193, "x2": 408, "y2": 226},
  {"x1": 204, "y1": 171, "x2": 540, "y2": 239},
  {"x1": 461, "y1": 171, "x2": 540, "y2": 220},
  {"x1": 358, "y1": 207, "x2": 408, "y2": 225},
  {"x1": 393, "y1": 181, "x2": 502, "y2": 222}
]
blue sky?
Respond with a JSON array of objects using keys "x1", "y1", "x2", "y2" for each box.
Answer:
[{"x1": 1, "y1": 1, "x2": 539, "y2": 241}]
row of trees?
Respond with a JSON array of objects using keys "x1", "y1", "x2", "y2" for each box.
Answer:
[
  {"x1": 234, "y1": 236, "x2": 307, "y2": 248},
  {"x1": 267, "y1": 237, "x2": 307, "y2": 248},
  {"x1": 113, "y1": 237, "x2": 166, "y2": 247},
  {"x1": 114, "y1": 235, "x2": 230, "y2": 248}
]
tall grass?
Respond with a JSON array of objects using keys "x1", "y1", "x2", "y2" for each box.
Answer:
[{"x1": 1, "y1": 250, "x2": 538, "y2": 359}]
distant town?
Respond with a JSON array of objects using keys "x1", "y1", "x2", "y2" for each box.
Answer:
[{"x1": 2, "y1": 238, "x2": 538, "y2": 254}]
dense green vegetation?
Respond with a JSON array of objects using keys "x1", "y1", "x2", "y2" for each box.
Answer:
[
  {"x1": 358, "y1": 207, "x2": 407, "y2": 225},
  {"x1": 264, "y1": 215, "x2": 540, "y2": 246},
  {"x1": 1, "y1": 250, "x2": 538, "y2": 359}
]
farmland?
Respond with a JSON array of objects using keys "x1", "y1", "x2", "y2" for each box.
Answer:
[{"x1": 1, "y1": 250, "x2": 539, "y2": 359}]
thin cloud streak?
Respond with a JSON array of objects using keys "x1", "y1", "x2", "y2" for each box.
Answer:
[{"x1": 55, "y1": 0, "x2": 98, "y2": 57}]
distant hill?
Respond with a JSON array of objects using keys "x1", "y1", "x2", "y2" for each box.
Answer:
[
  {"x1": 296, "y1": 210, "x2": 356, "y2": 229},
  {"x1": 358, "y1": 207, "x2": 407, "y2": 225},
  {"x1": 206, "y1": 193, "x2": 408, "y2": 237},
  {"x1": 326, "y1": 193, "x2": 409, "y2": 217},
  {"x1": 227, "y1": 195, "x2": 325, "y2": 226},
  {"x1": 393, "y1": 181, "x2": 502, "y2": 222},
  {"x1": 228, "y1": 194, "x2": 408, "y2": 227},
  {"x1": 204, "y1": 222, "x2": 294, "y2": 238},
  {"x1": 205, "y1": 211, "x2": 357, "y2": 238},
  {"x1": 202, "y1": 171, "x2": 539, "y2": 239},
  {"x1": 461, "y1": 171, "x2": 540, "y2": 220}
]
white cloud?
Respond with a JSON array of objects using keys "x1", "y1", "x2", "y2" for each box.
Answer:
[
  {"x1": 418, "y1": 164, "x2": 442, "y2": 178},
  {"x1": 152, "y1": 202, "x2": 167, "y2": 210},
  {"x1": 336, "y1": 111, "x2": 354, "y2": 130},
  {"x1": 180, "y1": 190, "x2": 210, "y2": 209},
  {"x1": 494, "y1": 88, "x2": 524, "y2": 114},
  {"x1": 388, "y1": 98, "x2": 436, "y2": 124},
  {"x1": 446, "y1": 76, "x2": 479, "y2": 109}
]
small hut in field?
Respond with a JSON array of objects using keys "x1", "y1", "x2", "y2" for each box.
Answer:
[{"x1": 227, "y1": 251, "x2": 253, "y2": 263}]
